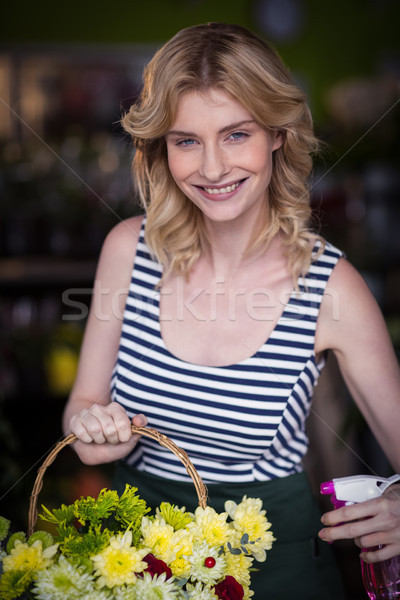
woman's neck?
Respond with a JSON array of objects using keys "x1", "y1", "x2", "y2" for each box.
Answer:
[{"x1": 201, "y1": 207, "x2": 275, "y2": 278}]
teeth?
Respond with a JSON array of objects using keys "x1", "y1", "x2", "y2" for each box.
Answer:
[{"x1": 203, "y1": 182, "x2": 240, "y2": 194}]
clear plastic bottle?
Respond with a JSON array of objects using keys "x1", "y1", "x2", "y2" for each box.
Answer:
[
  {"x1": 361, "y1": 551, "x2": 400, "y2": 599},
  {"x1": 320, "y1": 474, "x2": 400, "y2": 599}
]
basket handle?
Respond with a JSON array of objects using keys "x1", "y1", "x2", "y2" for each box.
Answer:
[{"x1": 28, "y1": 425, "x2": 208, "y2": 535}]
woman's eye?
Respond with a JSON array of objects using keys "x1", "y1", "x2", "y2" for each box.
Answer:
[
  {"x1": 228, "y1": 131, "x2": 248, "y2": 141},
  {"x1": 176, "y1": 138, "x2": 196, "y2": 147}
]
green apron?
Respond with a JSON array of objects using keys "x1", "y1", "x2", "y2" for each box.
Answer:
[{"x1": 112, "y1": 463, "x2": 346, "y2": 599}]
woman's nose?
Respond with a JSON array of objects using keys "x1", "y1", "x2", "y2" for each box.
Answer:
[{"x1": 198, "y1": 144, "x2": 228, "y2": 182}]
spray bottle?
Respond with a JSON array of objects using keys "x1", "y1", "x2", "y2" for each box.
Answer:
[{"x1": 320, "y1": 474, "x2": 400, "y2": 599}]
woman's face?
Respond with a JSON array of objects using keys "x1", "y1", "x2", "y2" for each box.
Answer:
[{"x1": 165, "y1": 88, "x2": 282, "y2": 227}]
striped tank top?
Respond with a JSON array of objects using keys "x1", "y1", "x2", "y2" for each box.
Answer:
[{"x1": 111, "y1": 220, "x2": 343, "y2": 484}]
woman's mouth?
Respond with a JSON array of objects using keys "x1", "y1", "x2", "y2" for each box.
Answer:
[
  {"x1": 197, "y1": 179, "x2": 246, "y2": 199},
  {"x1": 203, "y1": 181, "x2": 241, "y2": 194}
]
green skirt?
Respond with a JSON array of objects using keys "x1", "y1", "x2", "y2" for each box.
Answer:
[{"x1": 112, "y1": 463, "x2": 346, "y2": 600}]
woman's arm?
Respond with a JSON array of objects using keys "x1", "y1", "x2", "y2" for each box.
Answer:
[
  {"x1": 316, "y1": 257, "x2": 400, "y2": 471},
  {"x1": 62, "y1": 215, "x2": 147, "y2": 465},
  {"x1": 316, "y1": 258, "x2": 400, "y2": 560}
]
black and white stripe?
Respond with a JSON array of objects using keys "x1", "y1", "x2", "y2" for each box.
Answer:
[{"x1": 111, "y1": 221, "x2": 343, "y2": 483}]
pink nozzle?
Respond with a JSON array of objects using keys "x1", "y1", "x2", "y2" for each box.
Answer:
[{"x1": 320, "y1": 481, "x2": 335, "y2": 495}]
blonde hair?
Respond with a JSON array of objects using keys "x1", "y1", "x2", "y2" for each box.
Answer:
[{"x1": 122, "y1": 22, "x2": 321, "y2": 280}]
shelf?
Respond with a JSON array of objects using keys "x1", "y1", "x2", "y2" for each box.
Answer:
[{"x1": 0, "y1": 258, "x2": 97, "y2": 288}]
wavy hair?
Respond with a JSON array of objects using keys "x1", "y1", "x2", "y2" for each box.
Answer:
[{"x1": 122, "y1": 22, "x2": 321, "y2": 280}]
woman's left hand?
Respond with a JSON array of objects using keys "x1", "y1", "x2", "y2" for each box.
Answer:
[{"x1": 318, "y1": 485, "x2": 400, "y2": 562}]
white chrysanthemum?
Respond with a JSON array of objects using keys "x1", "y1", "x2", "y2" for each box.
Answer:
[
  {"x1": 189, "y1": 507, "x2": 230, "y2": 547},
  {"x1": 187, "y1": 540, "x2": 226, "y2": 585},
  {"x1": 32, "y1": 554, "x2": 95, "y2": 600},
  {"x1": 133, "y1": 571, "x2": 181, "y2": 599},
  {"x1": 113, "y1": 584, "x2": 138, "y2": 600},
  {"x1": 84, "y1": 587, "x2": 113, "y2": 600},
  {"x1": 185, "y1": 581, "x2": 218, "y2": 599},
  {"x1": 225, "y1": 496, "x2": 275, "y2": 561},
  {"x1": 91, "y1": 531, "x2": 148, "y2": 588}
]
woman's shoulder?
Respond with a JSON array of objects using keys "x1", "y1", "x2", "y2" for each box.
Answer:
[
  {"x1": 102, "y1": 214, "x2": 144, "y2": 258},
  {"x1": 316, "y1": 251, "x2": 384, "y2": 353},
  {"x1": 94, "y1": 215, "x2": 145, "y2": 286}
]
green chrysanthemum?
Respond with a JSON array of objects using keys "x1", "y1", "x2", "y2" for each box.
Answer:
[
  {"x1": 60, "y1": 526, "x2": 111, "y2": 561},
  {"x1": 116, "y1": 484, "x2": 151, "y2": 530},
  {"x1": 156, "y1": 503, "x2": 193, "y2": 531},
  {"x1": 0, "y1": 569, "x2": 33, "y2": 600},
  {"x1": 28, "y1": 530, "x2": 55, "y2": 550},
  {"x1": 32, "y1": 554, "x2": 96, "y2": 600},
  {"x1": 73, "y1": 489, "x2": 119, "y2": 527},
  {"x1": 0, "y1": 516, "x2": 10, "y2": 542},
  {"x1": 6, "y1": 532, "x2": 26, "y2": 554}
]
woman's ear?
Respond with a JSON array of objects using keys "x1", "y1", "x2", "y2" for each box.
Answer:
[{"x1": 272, "y1": 129, "x2": 284, "y2": 152}]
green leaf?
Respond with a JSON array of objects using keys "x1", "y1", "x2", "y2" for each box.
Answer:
[{"x1": 227, "y1": 542, "x2": 242, "y2": 555}]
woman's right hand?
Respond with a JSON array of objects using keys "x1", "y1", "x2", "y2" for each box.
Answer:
[{"x1": 68, "y1": 402, "x2": 147, "y2": 465}]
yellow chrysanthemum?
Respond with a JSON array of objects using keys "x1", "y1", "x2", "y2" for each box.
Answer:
[
  {"x1": 91, "y1": 531, "x2": 147, "y2": 588},
  {"x1": 243, "y1": 584, "x2": 255, "y2": 599},
  {"x1": 168, "y1": 529, "x2": 194, "y2": 578},
  {"x1": 2, "y1": 539, "x2": 58, "y2": 572},
  {"x1": 141, "y1": 516, "x2": 176, "y2": 563},
  {"x1": 225, "y1": 496, "x2": 275, "y2": 562},
  {"x1": 225, "y1": 550, "x2": 253, "y2": 587},
  {"x1": 190, "y1": 507, "x2": 230, "y2": 547}
]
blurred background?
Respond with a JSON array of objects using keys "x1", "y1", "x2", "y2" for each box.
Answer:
[{"x1": 1, "y1": 1, "x2": 399, "y2": 597}]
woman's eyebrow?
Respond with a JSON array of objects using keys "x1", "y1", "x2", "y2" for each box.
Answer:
[{"x1": 166, "y1": 119, "x2": 256, "y2": 138}]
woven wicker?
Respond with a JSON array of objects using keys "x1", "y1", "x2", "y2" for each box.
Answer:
[{"x1": 28, "y1": 425, "x2": 208, "y2": 536}]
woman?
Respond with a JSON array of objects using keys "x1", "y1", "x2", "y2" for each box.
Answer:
[{"x1": 63, "y1": 23, "x2": 400, "y2": 599}]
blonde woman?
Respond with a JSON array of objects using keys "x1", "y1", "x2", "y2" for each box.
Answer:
[{"x1": 63, "y1": 23, "x2": 400, "y2": 599}]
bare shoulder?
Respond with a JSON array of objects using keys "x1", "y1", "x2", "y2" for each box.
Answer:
[
  {"x1": 325, "y1": 257, "x2": 374, "y2": 303},
  {"x1": 316, "y1": 257, "x2": 387, "y2": 354},
  {"x1": 101, "y1": 215, "x2": 144, "y2": 259},
  {"x1": 93, "y1": 214, "x2": 144, "y2": 293}
]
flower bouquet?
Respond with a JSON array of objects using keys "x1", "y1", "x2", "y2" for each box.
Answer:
[{"x1": 0, "y1": 427, "x2": 275, "y2": 600}]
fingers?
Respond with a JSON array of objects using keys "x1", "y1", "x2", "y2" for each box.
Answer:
[
  {"x1": 132, "y1": 413, "x2": 148, "y2": 428},
  {"x1": 319, "y1": 495, "x2": 400, "y2": 562},
  {"x1": 360, "y1": 543, "x2": 400, "y2": 563},
  {"x1": 72, "y1": 435, "x2": 139, "y2": 465},
  {"x1": 321, "y1": 499, "x2": 381, "y2": 527},
  {"x1": 70, "y1": 403, "x2": 144, "y2": 445}
]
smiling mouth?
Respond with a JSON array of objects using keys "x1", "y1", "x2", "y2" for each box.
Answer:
[{"x1": 200, "y1": 179, "x2": 245, "y2": 195}]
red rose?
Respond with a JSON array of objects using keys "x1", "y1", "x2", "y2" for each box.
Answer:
[
  {"x1": 213, "y1": 575, "x2": 244, "y2": 599},
  {"x1": 143, "y1": 553, "x2": 172, "y2": 579}
]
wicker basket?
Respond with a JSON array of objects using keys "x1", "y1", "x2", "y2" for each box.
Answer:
[{"x1": 28, "y1": 425, "x2": 208, "y2": 536}]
